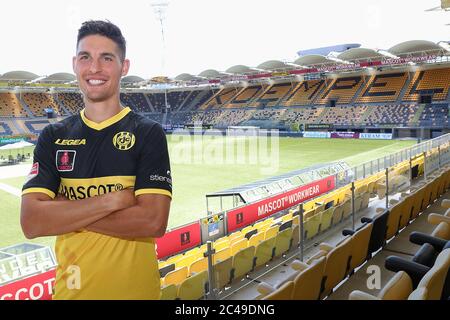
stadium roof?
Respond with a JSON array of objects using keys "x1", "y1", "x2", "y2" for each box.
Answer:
[
  {"x1": 257, "y1": 60, "x2": 294, "y2": 70},
  {"x1": 0, "y1": 71, "x2": 39, "y2": 81},
  {"x1": 174, "y1": 73, "x2": 205, "y2": 81},
  {"x1": 41, "y1": 73, "x2": 76, "y2": 82},
  {"x1": 225, "y1": 65, "x2": 260, "y2": 74},
  {"x1": 388, "y1": 40, "x2": 446, "y2": 57},
  {"x1": 121, "y1": 75, "x2": 144, "y2": 83},
  {"x1": 293, "y1": 54, "x2": 338, "y2": 66},
  {"x1": 337, "y1": 48, "x2": 385, "y2": 61},
  {"x1": 198, "y1": 69, "x2": 229, "y2": 78}
]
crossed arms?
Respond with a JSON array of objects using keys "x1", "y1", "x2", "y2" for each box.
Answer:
[{"x1": 20, "y1": 189, "x2": 171, "y2": 239}]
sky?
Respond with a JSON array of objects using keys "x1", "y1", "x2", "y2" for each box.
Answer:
[{"x1": 1, "y1": 0, "x2": 448, "y2": 79}]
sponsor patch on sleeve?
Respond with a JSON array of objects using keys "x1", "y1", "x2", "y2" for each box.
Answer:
[{"x1": 25, "y1": 162, "x2": 39, "y2": 183}]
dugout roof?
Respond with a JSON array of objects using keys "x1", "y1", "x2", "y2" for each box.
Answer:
[{"x1": 207, "y1": 161, "x2": 351, "y2": 204}]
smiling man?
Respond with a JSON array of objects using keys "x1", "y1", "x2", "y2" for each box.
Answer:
[{"x1": 20, "y1": 20, "x2": 172, "y2": 300}]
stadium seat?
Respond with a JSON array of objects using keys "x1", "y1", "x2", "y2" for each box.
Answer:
[
  {"x1": 177, "y1": 270, "x2": 208, "y2": 300},
  {"x1": 248, "y1": 231, "x2": 265, "y2": 248},
  {"x1": 307, "y1": 236, "x2": 353, "y2": 298},
  {"x1": 304, "y1": 213, "x2": 322, "y2": 240},
  {"x1": 343, "y1": 223, "x2": 373, "y2": 273},
  {"x1": 231, "y1": 238, "x2": 248, "y2": 255},
  {"x1": 274, "y1": 228, "x2": 293, "y2": 257},
  {"x1": 160, "y1": 283, "x2": 178, "y2": 300},
  {"x1": 213, "y1": 257, "x2": 233, "y2": 290},
  {"x1": 261, "y1": 281, "x2": 294, "y2": 300},
  {"x1": 189, "y1": 257, "x2": 208, "y2": 275},
  {"x1": 213, "y1": 248, "x2": 232, "y2": 264},
  {"x1": 257, "y1": 256, "x2": 326, "y2": 300},
  {"x1": 163, "y1": 266, "x2": 189, "y2": 286},
  {"x1": 232, "y1": 246, "x2": 256, "y2": 279},
  {"x1": 331, "y1": 204, "x2": 344, "y2": 225},
  {"x1": 254, "y1": 237, "x2": 276, "y2": 268},
  {"x1": 264, "y1": 225, "x2": 280, "y2": 240},
  {"x1": 320, "y1": 207, "x2": 334, "y2": 232},
  {"x1": 350, "y1": 248, "x2": 450, "y2": 300}
]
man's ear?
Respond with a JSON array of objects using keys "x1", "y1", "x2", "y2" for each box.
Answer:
[{"x1": 121, "y1": 59, "x2": 130, "y2": 77}]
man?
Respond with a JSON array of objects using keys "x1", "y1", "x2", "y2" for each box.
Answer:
[{"x1": 21, "y1": 20, "x2": 172, "y2": 300}]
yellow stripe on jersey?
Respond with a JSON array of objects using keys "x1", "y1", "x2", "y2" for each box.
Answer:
[
  {"x1": 135, "y1": 188, "x2": 172, "y2": 198},
  {"x1": 80, "y1": 107, "x2": 131, "y2": 131},
  {"x1": 22, "y1": 187, "x2": 56, "y2": 199},
  {"x1": 59, "y1": 176, "x2": 136, "y2": 200}
]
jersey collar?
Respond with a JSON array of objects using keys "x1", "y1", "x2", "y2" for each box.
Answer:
[{"x1": 80, "y1": 107, "x2": 131, "y2": 131}]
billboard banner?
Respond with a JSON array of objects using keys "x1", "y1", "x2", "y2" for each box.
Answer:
[
  {"x1": 226, "y1": 176, "x2": 336, "y2": 233},
  {"x1": 359, "y1": 133, "x2": 393, "y2": 140},
  {"x1": 155, "y1": 222, "x2": 201, "y2": 259},
  {"x1": 330, "y1": 132, "x2": 360, "y2": 139},
  {"x1": 303, "y1": 131, "x2": 331, "y2": 138},
  {"x1": 0, "y1": 269, "x2": 56, "y2": 300}
]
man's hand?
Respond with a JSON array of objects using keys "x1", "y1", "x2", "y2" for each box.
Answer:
[{"x1": 105, "y1": 188, "x2": 136, "y2": 211}]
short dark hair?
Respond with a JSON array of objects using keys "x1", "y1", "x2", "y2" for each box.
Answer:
[{"x1": 77, "y1": 20, "x2": 126, "y2": 61}]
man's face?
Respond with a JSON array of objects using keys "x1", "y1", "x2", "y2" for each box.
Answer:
[{"x1": 73, "y1": 34, "x2": 129, "y2": 103}]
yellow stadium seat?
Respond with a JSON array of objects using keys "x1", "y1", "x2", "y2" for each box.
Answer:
[
  {"x1": 189, "y1": 257, "x2": 208, "y2": 275},
  {"x1": 254, "y1": 237, "x2": 276, "y2": 268},
  {"x1": 232, "y1": 246, "x2": 256, "y2": 279},
  {"x1": 348, "y1": 223, "x2": 373, "y2": 272},
  {"x1": 274, "y1": 228, "x2": 293, "y2": 257},
  {"x1": 177, "y1": 270, "x2": 208, "y2": 300},
  {"x1": 308, "y1": 236, "x2": 353, "y2": 298},
  {"x1": 331, "y1": 204, "x2": 344, "y2": 225},
  {"x1": 304, "y1": 213, "x2": 322, "y2": 240},
  {"x1": 262, "y1": 281, "x2": 294, "y2": 300},
  {"x1": 163, "y1": 266, "x2": 189, "y2": 286},
  {"x1": 213, "y1": 257, "x2": 233, "y2": 290},
  {"x1": 248, "y1": 231, "x2": 265, "y2": 248},
  {"x1": 213, "y1": 248, "x2": 232, "y2": 264},
  {"x1": 214, "y1": 239, "x2": 230, "y2": 251},
  {"x1": 264, "y1": 225, "x2": 280, "y2": 240},
  {"x1": 231, "y1": 238, "x2": 248, "y2": 255},
  {"x1": 320, "y1": 207, "x2": 334, "y2": 232},
  {"x1": 160, "y1": 283, "x2": 178, "y2": 300}
]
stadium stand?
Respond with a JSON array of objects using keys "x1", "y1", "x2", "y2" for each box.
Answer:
[
  {"x1": 316, "y1": 76, "x2": 364, "y2": 105},
  {"x1": 0, "y1": 93, "x2": 28, "y2": 117},
  {"x1": 403, "y1": 68, "x2": 450, "y2": 102},
  {"x1": 58, "y1": 92, "x2": 84, "y2": 114},
  {"x1": 363, "y1": 104, "x2": 419, "y2": 127},
  {"x1": 22, "y1": 93, "x2": 64, "y2": 117},
  {"x1": 120, "y1": 92, "x2": 152, "y2": 113},
  {"x1": 356, "y1": 72, "x2": 409, "y2": 103},
  {"x1": 282, "y1": 80, "x2": 326, "y2": 107}
]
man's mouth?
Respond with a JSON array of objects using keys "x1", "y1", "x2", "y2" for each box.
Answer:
[{"x1": 86, "y1": 79, "x2": 107, "y2": 86}]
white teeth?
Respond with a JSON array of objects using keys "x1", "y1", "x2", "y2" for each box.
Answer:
[{"x1": 88, "y1": 79, "x2": 106, "y2": 85}]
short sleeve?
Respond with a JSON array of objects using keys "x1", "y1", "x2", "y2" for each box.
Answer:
[
  {"x1": 134, "y1": 123, "x2": 172, "y2": 198},
  {"x1": 22, "y1": 126, "x2": 60, "y2": 198}
]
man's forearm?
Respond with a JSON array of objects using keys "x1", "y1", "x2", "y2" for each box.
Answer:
[
  {"x1": 86, "y1": 205, "x2": 157, "y2": 239},
  {"x1": 21, "y1": 190, "x2": 134, "y2": 238},
  {"x1": 86, "y1": 194, "x2": 170, "y2": 239}
]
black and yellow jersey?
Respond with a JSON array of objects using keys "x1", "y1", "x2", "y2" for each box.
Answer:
[{"x1": 22, "y1": 106, "x2": 172, "y2": 300}]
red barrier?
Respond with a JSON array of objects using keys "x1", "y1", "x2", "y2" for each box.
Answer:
[
  {"x1": 0, "y1": 269, "x2": 56, "y2": 300},
  {"x1": 226, "y1": 176, "x2": 336, "y2": 233},
  {"x1": 156, "y1": 222, "x2": 201, "y2": 259}
]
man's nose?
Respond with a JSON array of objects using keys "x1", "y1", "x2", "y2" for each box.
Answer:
[{"x1": 89, "y1": 58, "x2": 101, "y2": 73}]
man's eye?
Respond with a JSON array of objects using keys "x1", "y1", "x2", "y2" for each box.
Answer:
[
  {"x1": 104, "y1": 57, "x2": 113, "y2": 61},
  {"x1": 79, "y1": 56, "x2": 88, "y2": 60}
]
